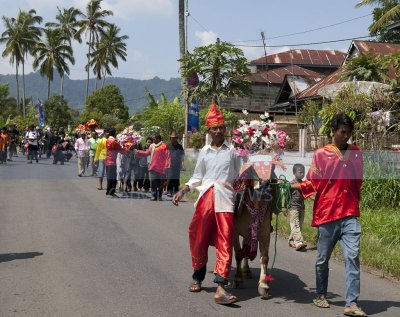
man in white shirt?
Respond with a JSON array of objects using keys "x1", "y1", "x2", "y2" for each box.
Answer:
[
  {"x1": 26, "y1": 124, "x2": 39, "y2": 164},
  {"x1": 74, "y1": 131, "x2": 89, "y2": 176},
  {"x1": 173, "y1": 103, "x2": 241, "y2": 305}
]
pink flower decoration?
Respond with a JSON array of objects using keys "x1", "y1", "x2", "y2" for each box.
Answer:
[
  {"x1": 248, "y1": 127, "x2": 255, "y2": 136},
  {"x1": 232, "y1": 136, "x2": 243, "y2": 144},
  {"x1": 233, "y1": 129, "x2": 241, "y2": 135}
]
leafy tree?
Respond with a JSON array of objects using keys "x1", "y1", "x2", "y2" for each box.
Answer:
[
  {"x1": 32, "y1": 28, "x2": 75, "y2": 98},
  {"x1": 0, "y1": 16, "x2": 23, "y2": 111},
  {"x1": 16, "y1": 9, "x2": 43, "y2": 118},
  {"x1": 342, "y1": 54, "x2": 390, "y2": 83},
  {"x1": 357, "y1": 0, "x2": 400, "y2": 36},
  {"x1": 298, "y1": 99, "x2": 322, "y2": 150},
  {"x1": 0, "y1": 83, "x2": 19, "y2": 120},
  {"x1": 180, "y1": 39, "x2": 251, "y2": 104},
  {"x1": 75, "y1": 0, "x2": 113, "y2": 100},
  {"x1": 82, "y1": 84, "x2": 129, "y2": 124},
  {"x1": 43, "y1": 95, "x2": 75, "y2": 132},
  {"x1": 90, "y1": 24, "x2": 128, "y2": 88},
  {"x1": 45, "y1": 6, "x2": 83, "y2": 95}
]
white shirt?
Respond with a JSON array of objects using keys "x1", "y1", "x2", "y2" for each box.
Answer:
[
  {"x1": 74, "y1": 138, "x2": 89, "y2": 157},
  {"x1": 27, "y1": 131, "x2": 38, "y2": 146},
  {"x1": 186, "y1": 140, "x2": 241, "y2": 213}
]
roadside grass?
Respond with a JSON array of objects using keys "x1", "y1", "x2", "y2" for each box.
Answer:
[
  {"x1": 275, "y1": 201, "x2": 400, "y2": 280},
  {"x1": 181, "y1": 157, "x2": 400, "y2": 280}
]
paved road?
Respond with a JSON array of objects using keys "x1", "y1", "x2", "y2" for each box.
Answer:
[{"x1": 0, "y1": 156, "x2": 399, "y2": 317}]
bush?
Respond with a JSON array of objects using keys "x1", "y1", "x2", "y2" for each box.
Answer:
[{"x1": 189, "y1": 132, "x2": 205, "y2": 149}]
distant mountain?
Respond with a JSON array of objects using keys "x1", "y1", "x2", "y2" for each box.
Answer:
[{"x1": 0, "y1": 72, "x2": 181, "y2": 113}]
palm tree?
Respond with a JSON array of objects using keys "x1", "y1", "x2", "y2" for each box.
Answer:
[
  {"x1": 0, "y1": 16, "x2": 23, "y2": 112},
  {"x1": 17, "y1": 9, "x2": 43, "y2": 118},
  {"x1": 32, "y1": 28, "x2": 75, "y2": 99},
  {"x1": 46, "y1": 6, "x2": 82, "y2": 96},
  {"x1": 357, "y1": 0, "x2": 400, "y2": 33},
  {"x1": 75, "y1": 0, "x2": 113, "y2": 100},
  {"x1": 89, "y1": 24, "x2": 128, "y2": 88}
]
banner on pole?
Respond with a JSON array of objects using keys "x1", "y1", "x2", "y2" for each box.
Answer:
[
  {"x1": 37, "y1": 100, "x2": 45, "y2": 127},
  {"x1": 187, "y1": 99, "x2": 199, "y2": 133}
]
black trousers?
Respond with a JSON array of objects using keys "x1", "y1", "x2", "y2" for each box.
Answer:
[
  {"x1": 106, "y1": 165, "x2": 117, "y2": 196},
  {"x1": 149, "y1": 170, "x2": 164, "y2": 199},
  {"x1": 167, "y1": 178, "x2": 180, "y2": 195}
]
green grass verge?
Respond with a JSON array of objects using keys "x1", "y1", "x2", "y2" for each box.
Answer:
[{"x1": 181, "y1": 157, "x2": 400, "y2": 280}]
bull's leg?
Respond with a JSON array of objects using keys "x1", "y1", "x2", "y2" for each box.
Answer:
[
  {"x1": 242, "y1": 258, "x2": 252, "y2": 279},
  {"x1": 258, "y1": 220, "x2": 271, "y2": 299},
  {"x1": 233, "y1": 232, "x2": 243, "y2": 289}
]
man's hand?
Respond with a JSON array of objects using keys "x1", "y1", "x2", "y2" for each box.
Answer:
[{"x1": 172, "y1": 185, "x2": 190, "y2": 206}]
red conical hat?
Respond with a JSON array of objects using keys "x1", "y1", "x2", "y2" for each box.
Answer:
[{"x1": 205, "y1": 103, "x2": 224, "y2": 128}]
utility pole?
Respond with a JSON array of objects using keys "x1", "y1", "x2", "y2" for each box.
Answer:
[
  {"x1": 261, "y1": 31, "x2": 271, "y2": 111},
  {"x1": 179, "y1": 0, "x2": 189, "y2": 145}
]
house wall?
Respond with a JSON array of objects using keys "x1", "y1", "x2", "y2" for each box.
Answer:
[{"x1": 222, "y1": 84, "x2": 280, "y2": 112}]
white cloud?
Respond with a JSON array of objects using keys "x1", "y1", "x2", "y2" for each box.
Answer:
[
  {"x1": 195, "y1": 31, "x2": 218, "y2": 46},
  {"x1": 103, "y1": 0, "x2": 174, "y2": 19}
]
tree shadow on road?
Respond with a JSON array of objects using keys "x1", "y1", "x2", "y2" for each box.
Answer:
[
  {"x1": 0, "y1": 252, "x2": 43, "y2": 263},
  {"x1": 331, "y1": 299, "x2": 400, "y2": 316}
]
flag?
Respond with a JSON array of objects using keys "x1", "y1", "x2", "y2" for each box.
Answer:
[
  {"x1": 187, "y1": 99, "x2": 199, "y2": 132},
  {"x1": 37, "y1": 100, "x2": 45, "y2": 128}
]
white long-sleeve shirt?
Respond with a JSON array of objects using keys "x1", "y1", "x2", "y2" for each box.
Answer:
[{"x1": 186, "y1": 140, "x2": 241, "y2": 213}]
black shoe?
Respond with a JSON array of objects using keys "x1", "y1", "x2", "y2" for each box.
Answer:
[
  {"x1": 27, "y1": 161, "x2": 32, "y2": 164},
  {"x1": 36, "y1": 158, "x2": 39, "y2": 163},
  {"x1": 78, "y1": 174, "x2": 82, "y2": 177}
]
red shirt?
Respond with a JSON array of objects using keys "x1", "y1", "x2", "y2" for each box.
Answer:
[
  {"x1": 300, "y1": 144, "x2": 363, "y2": 227},
  {"x1": 105, "y1": 136, "x2": 125, "y2": 166},
  {"x1": 137, "y1": 142, "x2": 170, "y2": 174}
]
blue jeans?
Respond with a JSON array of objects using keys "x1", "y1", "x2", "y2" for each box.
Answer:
[{"x1": 316, "y1": 216, "x2": 361, "y2": 307}]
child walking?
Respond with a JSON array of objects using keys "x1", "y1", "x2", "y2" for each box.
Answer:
[{"x1": 288, "y1": 163, "x2": 307, "y2": 251}]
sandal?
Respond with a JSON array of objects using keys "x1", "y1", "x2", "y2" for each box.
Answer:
[
  {"x1": 214, "y1": 292, "x2": 238, "y2": 305},
  {"x1": 344, "y1": 306, "x2": 367, "y2": 316},
  {"x1": 188, "y1": 281, "x2": 201, "y2": 293},
  {"x1": 313, "y1": 297, "x2": 330, "y2": 308}
]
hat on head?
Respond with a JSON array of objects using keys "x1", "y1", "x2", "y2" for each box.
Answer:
[
  {"x1": 205, "y1": 103, "x2": 224, "y2": 128},
  {"x1": 169, "y1": 131, "x2": 179, "y2": 138}
]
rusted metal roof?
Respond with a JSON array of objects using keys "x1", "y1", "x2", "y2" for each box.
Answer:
[
  {"x1": 251, "y1": 49, "x2": 346, "y2": 67},
  {"x1": 248, "y1": 65, "x2": 323, "y2": 85},
  {"x1": 296, "y1": 67, "x2": 347, "y2": 100},
  {"x1": 347, "y1": 40, "x2": 400, "y2": 59}
]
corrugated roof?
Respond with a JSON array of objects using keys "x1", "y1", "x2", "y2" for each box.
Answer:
[
  {"x1": 248, "y1": 65, "x2": 323, "y2": 85},
  {"x1": 296, "y1": 67, "x2": 347, "y2": 100},
  {"x1": 349, "y1": 40, "x2": 400, "y2": 58},
  {"x1": 251, "y1": 49, "x2": 346, "y2": 67}
]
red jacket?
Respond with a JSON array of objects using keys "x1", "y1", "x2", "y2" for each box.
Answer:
[
  {"x1": 105, "y1": 136, "x2": 125, "y2": 166},
  {"x1": 300, "y1": 144, "x2": 363, "y2": 227},
  {"x1": 137, "y1": 142, "x2": 170, "y2": 174}
]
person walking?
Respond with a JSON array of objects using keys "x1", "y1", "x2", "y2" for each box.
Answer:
[
  {"x1": 135, "y1": 133, "x2": 170, "y2": 201},
  {"x1": 292, "y1": 113, "x2": 366, "y2": 317},
  {"x1": 137, "y1": 137, "x2": 152, "y2": 192},
  {"x1": 94, "y1": 128, "x2": 109, "y2": 190},
  {"x1": 105, "y1": 127, "x2": 125, "y2": 197},
  {"x1": 7, "y1": 124, "x2": 19, "y2": 160},
  {"x1": 167, "y1": 131, "x2": 185, "y2": 197},
  {"x1": 74, "y1": 131, "x2": 89, "y2": 176},
  {"x1": 88, "y1": 131, "x2": 99, "y2": 176},
  {"x1": 26, "y1": 125, "x2": 39, "y2": 164},
  {"x1": 172, "y1": 103, "x2": 241, "y2": 305},
  {"x1": 0, "y1": 127, "x2": 10, "y2": 164}
]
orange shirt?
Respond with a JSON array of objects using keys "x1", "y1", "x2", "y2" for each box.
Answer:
[
  {"x1": 300, "y1": 144, "x2": 363, "y2": 227},
  {"x1": 0, "y1": 132, "x2": 10, "y2": 151}
]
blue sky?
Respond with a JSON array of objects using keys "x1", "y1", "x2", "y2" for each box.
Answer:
[{"x1": 0, "y1": 0, "x2": 374, "y2": 80}]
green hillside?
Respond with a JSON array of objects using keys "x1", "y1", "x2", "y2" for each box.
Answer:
[{"x1": 0, "y1": 72, "x2": 181, "y2": 113}]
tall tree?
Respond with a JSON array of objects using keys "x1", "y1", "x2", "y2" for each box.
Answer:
[
  {"x1": 32, "y1": 28, "x2": 75, "y2": 98},
  {"x1": 0, "y1": 16, "x2": 23, "y2": 111},
  {"x1": 89, "y1": 24, "x2": 128, "y2": 88},
  {"x1": 178, "y1": 0, "x2": 188, "y2": 133},
  {"x1": 16, "y1": 9, "x2": 43, "y2": 118},
  {"x1": 45, "y1": 6, "x2": 83, "y2": 96},
  {"x1": 181, "y1": 39, "x2": 251, "y2": 104},
  {"x1": 357, "y1": 0, "x2": 400, "y2": 35},
  {"x1": 75, "y1": 0, "x2": 113, "y2": 100}
]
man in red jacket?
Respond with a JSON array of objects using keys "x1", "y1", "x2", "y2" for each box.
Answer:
[
  {"x1": 105, "y1": 127, "x2": 125, "y2": 197},
  {"x1": 135, "y1": 133, "x2": 170, "y2": 201},
  {"x1": 292, "y1": 113, "x2": 366, "y2": 317}
]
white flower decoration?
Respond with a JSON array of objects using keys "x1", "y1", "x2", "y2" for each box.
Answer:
[{"x1": 242, "y1": 109, "x2": 249, "y2": 115}]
